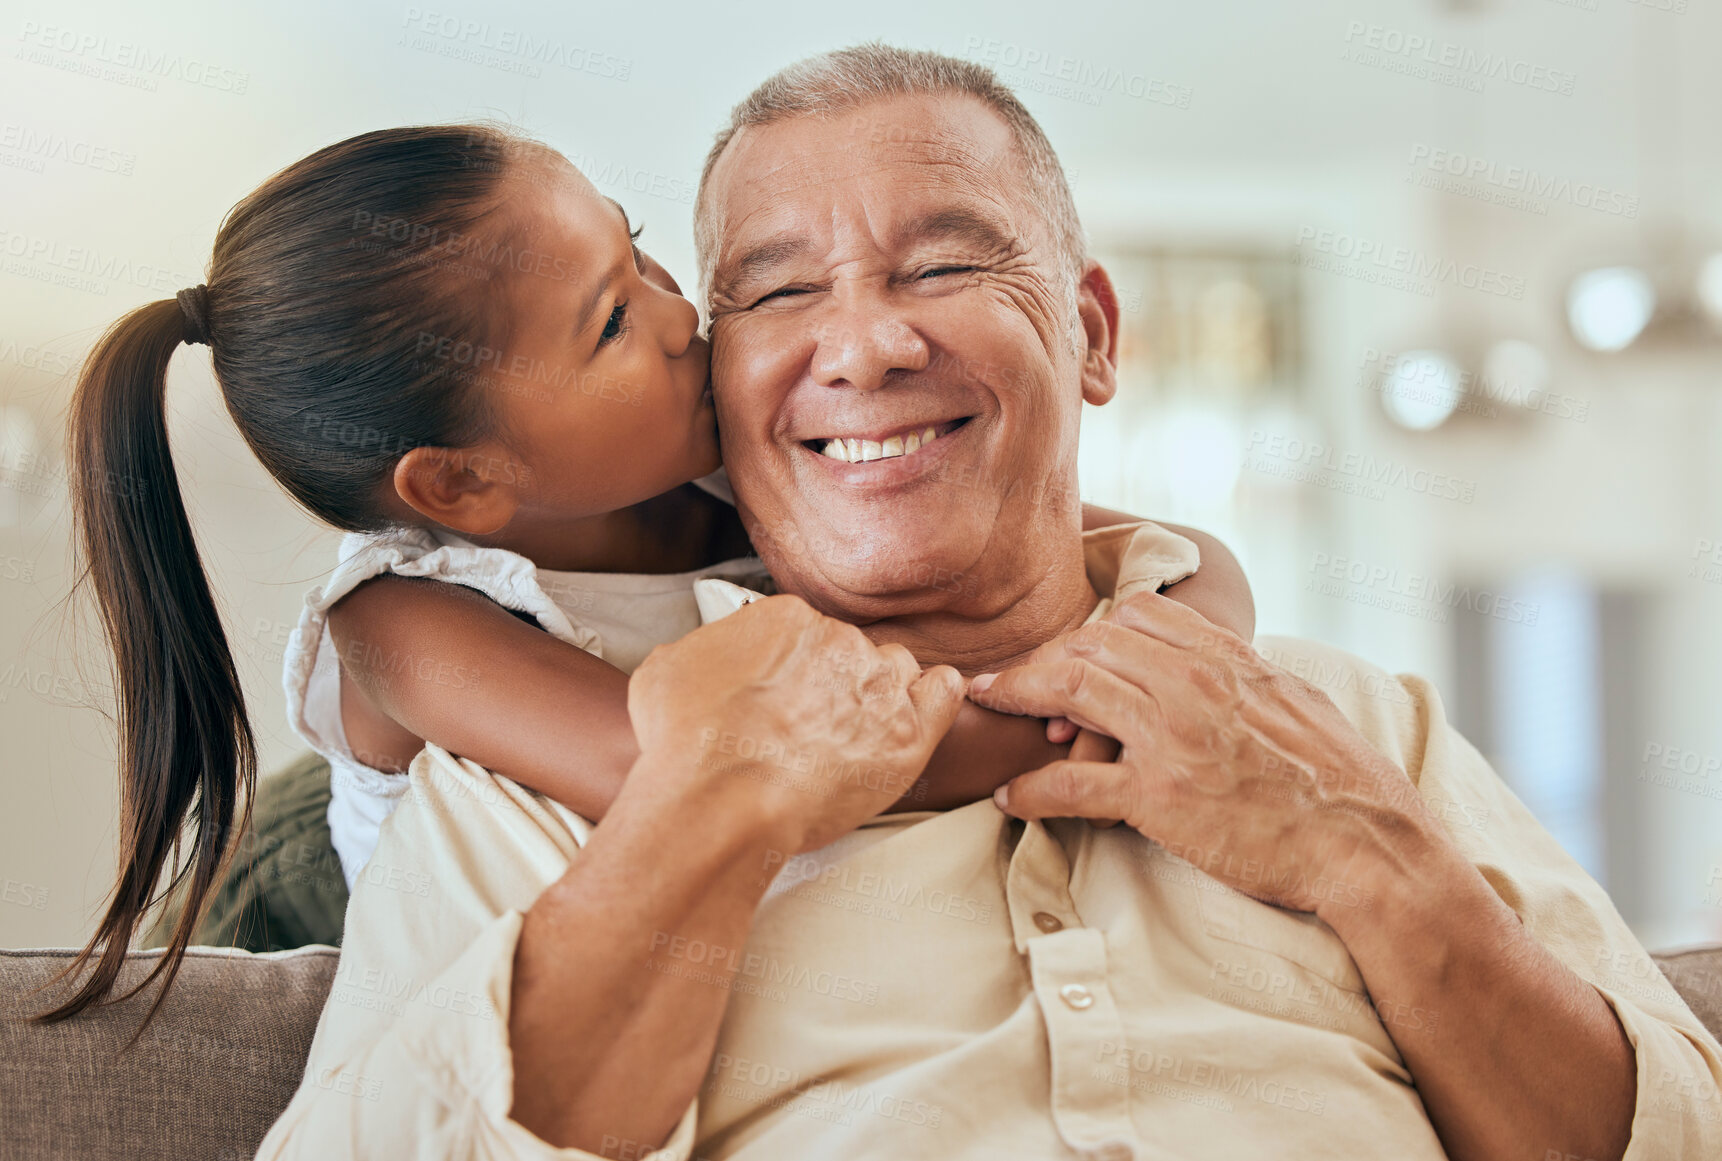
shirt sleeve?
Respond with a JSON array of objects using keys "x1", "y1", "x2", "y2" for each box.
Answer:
[
  {"x1": 1258, "y1": 635, "x2": 1722, "y2": 1156},
  {"x1": 282, "y1": 528, "x2": 609, "y2": 886},
  {"x1": 254, "y1": 745, "x2": 700, "y2": 1160},
  {"x1": 1404, "y1": 683, "x2": 1722, "y2": 1159},
  {"x1": 1081, "y1": 521, "x2": 1201, "y2": 608},
  {"x1": 284, "y1": 528, "x2": 603, "y2": 762}
]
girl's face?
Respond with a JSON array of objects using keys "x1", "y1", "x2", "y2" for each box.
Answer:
[{"x1": 478, "y1": 155, "x2": 718, "y2": 523}]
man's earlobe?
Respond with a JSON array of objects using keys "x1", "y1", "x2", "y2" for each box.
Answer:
[
  {"x1": 392, "y1": 445, "x2": 522, "y2": 536},
  {"x1": 1078, "y1": 262, "x2": 1121, "y2": 407}
]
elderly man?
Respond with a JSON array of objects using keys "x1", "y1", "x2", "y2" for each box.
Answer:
[{"x1": 259, "y1": 45, "x2": 1722, "y2": 1161}]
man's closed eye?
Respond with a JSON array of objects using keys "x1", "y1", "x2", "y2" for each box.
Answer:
[{"x1": 752, "y1": 285, "x2": 815, "y2": 307}]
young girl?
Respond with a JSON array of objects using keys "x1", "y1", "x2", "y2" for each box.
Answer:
[{"x1": 54, "y1": 124, "x2": 1254, "y2": 1019}]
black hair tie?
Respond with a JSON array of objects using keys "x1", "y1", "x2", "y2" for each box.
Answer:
[{"x1": 176, "y1": 285, "x2": 211, "y2": 346}]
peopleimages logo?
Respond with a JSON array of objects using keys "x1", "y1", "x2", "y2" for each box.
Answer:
[
  {"x1": 962, "y1": 35, "x2": 1192, "y2": 108},
  {"x1": 14, "y1": 21, "x2": 250, "y2": 93},
  {"x1": 1359, "y1": 348, "x2": 1590, "y2": 424},
  {"x1": 0, "y1": 227, "x2": 195, "y2": 295},
  {"x1": 1405, "y1": 145, "x2": 1638, "y2": 219},
  {"x1": 0, "y1": 123, "x2": 136, "y2": 175},
  {"x1": 1340, "y1": 21, "x2": 1576, "y2": 95},
  {"x1": 1307, "y1": 552, "x2": 1542, "y2": 626},
  {"x1": 1245, "y1": 430, "x2": 1479, "y2": 505},
  {"x1": 399, "y1": 8, "x2": 632, "y2": 81},
  {"x1": 1295, "y1": 226, "x2": 1525, "y2": 300}
]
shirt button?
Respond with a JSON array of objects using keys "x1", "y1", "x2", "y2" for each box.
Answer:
[
  {"x1": 1033, "y1": 911, "x2": 1064, "y2": 933},
  {"x1": 1059, "y1": 983, "x2": 1095, "y2": 1010}
]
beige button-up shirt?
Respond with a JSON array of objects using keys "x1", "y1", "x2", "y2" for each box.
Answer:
[{"x1": 257, "y1": 522, "x2": 1722, "y2": 1160}]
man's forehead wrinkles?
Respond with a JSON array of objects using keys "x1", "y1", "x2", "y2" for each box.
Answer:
[
  {"x1": 726, "y1": 235, "x2": 813, "y2": 287},
  {"x1": 739, "y1": 123, "x2": 1006, "y2": 193},
  {"x1": 717, "y1": 188, "x2": 1027, "y2": 294},
  {"x1": 711, "y1": 128, "x2": 1034, "y2": 296},
  {"x1": 742, "y1": 145, "x2": 855, "y2": 190},
  {"x1": 718, "y1": 195, "x2": 827, "y2": 267}
]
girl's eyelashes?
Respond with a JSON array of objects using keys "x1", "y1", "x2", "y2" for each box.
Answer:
[
  {"x1": 598, "y1": 224, "x2": 645, "y2": 350},
  {"x1": 599, "y1": 301, "x2": 628, "y2": 347}
]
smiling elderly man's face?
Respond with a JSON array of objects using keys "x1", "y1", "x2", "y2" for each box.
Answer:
[{"x1": 705, "y1": 92, "x2": 1118, "y2": 626}]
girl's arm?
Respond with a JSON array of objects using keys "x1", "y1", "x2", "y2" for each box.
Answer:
[
  {"x1": 330, "y1": 577, "x2": 636, "y2": 821},
  {"x1": 329, "y1": 512, "x2": 1252, "y2": 817},
  {"x1": 329, "y1": 577, "x2": 1064, "y2": 816}
]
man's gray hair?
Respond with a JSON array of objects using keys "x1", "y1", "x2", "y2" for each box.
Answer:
[{"x1": 693, "y1": 43, "x2": 1087, "y2": 311}]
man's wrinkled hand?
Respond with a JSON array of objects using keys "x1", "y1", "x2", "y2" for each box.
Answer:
[
  {"x1": 966, "y1": 591, "x2": 1429, "y2": 914},
  {"x1": 630, "y1": 594, "x2": 966, "y2": 856}
]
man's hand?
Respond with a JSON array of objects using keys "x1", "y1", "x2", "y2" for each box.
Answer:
[
  {"x1": 968, "y1": 590, "x2": 1639, "y2": 1161},
  {"x1": 631, "y1": 592, "x2": 966, "y2": 855},
  {"x1": 510, "y1": 595, "x2": 962, "y2": 1152},
  {"x1": 966, "y1": 590, "x2": 1430, "y2": 916}
]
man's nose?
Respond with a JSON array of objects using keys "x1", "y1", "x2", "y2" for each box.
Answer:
[{"x1": 808, "y1": 293, "x2": 930, "y2": 391}]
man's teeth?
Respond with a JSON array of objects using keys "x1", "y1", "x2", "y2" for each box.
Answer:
[{"x1": 818, "y1": 426, "x2": 940, "y2": 463}]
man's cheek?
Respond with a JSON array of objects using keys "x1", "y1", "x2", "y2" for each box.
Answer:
[{"x1": 709, "y1": 343, "x2": 776, "y2": 439}]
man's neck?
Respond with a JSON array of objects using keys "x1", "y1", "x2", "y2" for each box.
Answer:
[{"x1": 858, "y1": 555, "x2": 1101, "y2": 677}]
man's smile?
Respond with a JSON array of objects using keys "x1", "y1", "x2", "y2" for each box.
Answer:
[
  {"x1": 796, "y1": 415, "x2": 978, "y2": 487},
  {"x1": 803, "y1": 416, "x2": 972, "y2": 463}
]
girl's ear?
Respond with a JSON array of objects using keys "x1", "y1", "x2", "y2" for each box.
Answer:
[{"x1": 392, "y1": 443, "x2": 524, "y2": 535}]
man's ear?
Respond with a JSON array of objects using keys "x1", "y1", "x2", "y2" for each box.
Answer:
[
  {"x1": 1077, "y1": 261, "x2": 1120, "y2": 407},
  {"x1": 392, "y1": 443, "x2": 523, "y2": 536}
]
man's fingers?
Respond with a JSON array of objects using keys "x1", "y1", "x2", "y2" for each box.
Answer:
[
  {"x1": 993, "y1": 760, "x2": 1140, "y2": 824},
  {"x1": 969, "y1": 658, "x2": 1142, "y2": 740},
  {"x1": 1068, "y1": 730, "x2": 1126, "y2": 827},
  {"x1": 1068, "y1": 728, "x2": 1120, "y2": 764},
  {"x1": 873, "y1": 642, "x2": 922, "y2": 690},
  {"x1": 1110, "y1": 589, "x2": 1240, "y2": 654},
  {"x1": 908, "y1": 664, "x2": 966, "y2": 740}
]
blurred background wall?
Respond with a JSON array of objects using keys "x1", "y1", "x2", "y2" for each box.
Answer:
[{"x1": 2, "y1": 0, "x2": 1718, "y2": 951}]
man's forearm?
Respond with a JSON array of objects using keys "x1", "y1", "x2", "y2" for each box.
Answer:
[
  {"x1": 509, "y1": 758, "x2": 783, "y2": 1152},
  {"x1": 1323, "y1": 808, "x2": 1636, "y2": 1161}
]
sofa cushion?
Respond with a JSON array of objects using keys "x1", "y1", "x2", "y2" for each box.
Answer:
[
  {"x1": 0, "y1": 945, "x2": 337, "y2": 1161},
  {"x1": 1, "y1": 942, "x2": 1718, "y2": 1158}
]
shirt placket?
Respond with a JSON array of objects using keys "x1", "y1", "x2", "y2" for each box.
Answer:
[{"x1": 1007, "y1": 819, "x2": 1142, "y2": 1160}]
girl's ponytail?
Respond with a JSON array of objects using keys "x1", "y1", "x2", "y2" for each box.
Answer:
[
  {"x1": 42, "y1": 293, "x2": 255, "y2": 1023},
  {"x1": 37, "y1": 124, "x2": 526, "y2": 1023}
]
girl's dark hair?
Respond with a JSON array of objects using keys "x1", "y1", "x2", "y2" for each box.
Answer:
[{"x1": 46, "y1": 124, "x2": 535, "y2": 1024}]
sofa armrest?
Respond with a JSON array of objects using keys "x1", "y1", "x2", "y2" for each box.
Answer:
[{"x1": 1654, "y1": 945, "x2": 1722, "y2": 1042}]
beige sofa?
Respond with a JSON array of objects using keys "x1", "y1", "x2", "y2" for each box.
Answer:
[{"x1": 3, "y1": 941, "x2": 1721, "y2": 1160}]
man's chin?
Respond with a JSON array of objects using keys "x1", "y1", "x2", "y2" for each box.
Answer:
[{"x1": 780, "y1": 531, "x2": 991, "y2": 616}]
